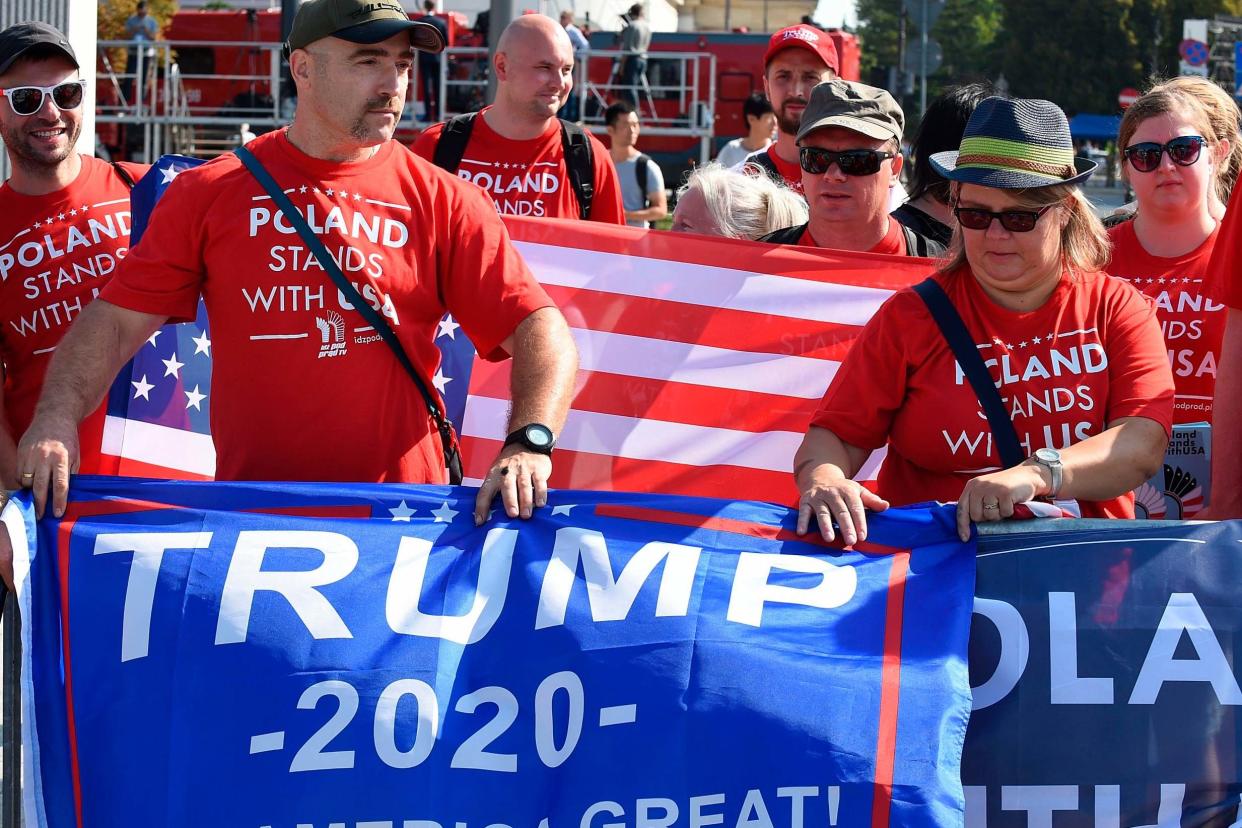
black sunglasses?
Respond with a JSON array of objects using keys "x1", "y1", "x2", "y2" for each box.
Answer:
[
  {"x1": 0, "y1": 80, "x2": 86, "y2": 117},
  {"x1": 954, "y1": 204, "x2": 1054, "y2": 233},
  {"x1": 1123, "y1": 135, "x2": 1207, "y2": 173},
  {"x1": 799, "y1": 147, "x2": 896, "y2": 176}
]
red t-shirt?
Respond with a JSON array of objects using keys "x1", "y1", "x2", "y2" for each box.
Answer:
[
  {"x1": 0, "y1": 155, "x2": 148, "y2": 473},
  {"x1": 1108, "y1": 220, "x2": 1224, "y2": 423},
  {"x1": 412, "y1": 109, "x2": 625, "y2": 224},
  {"x1": 749, "y1": 144, "x2": 804, "y2": 194},
  {"x1": 102, "y1": 130, "x2": 552, "y2": 483},
  {"x1": 1206, "y1": 188, "x2": 1242, "y2": 309},
  {"x1": 798, "y1": 219, "x2": 907, "y2": 255},
  {"x1": 810, "y1": 267, "x2": 1175, "y2": 518}
]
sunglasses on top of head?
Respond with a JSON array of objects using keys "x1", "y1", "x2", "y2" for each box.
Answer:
[
  {"x1": 798, "y1": 146, "x2": 896, "y2": 176},
  {"x1": 953, "y1": 204, "x2": 1054, "y2": 233},
  {"x1": 0, "y1": 80, "x2": 86, "y2": 117},
  {"x1": 1123, "y1": 135, "x2": 1207, "y2": 173}
]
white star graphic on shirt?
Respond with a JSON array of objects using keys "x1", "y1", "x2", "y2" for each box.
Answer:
[
  {"x1": 68, "y1": 208, "x2": 77, "y2": 216},
  {"x1": 299, "y1": 185, "x2": 308, "y2": 194},
  {"x1": 1183, "y1": 277, "x2": 1192, "y2": 283},
  {"x1": 326, "y1": 188, "x2": 335, "y2": 196},
  {"x1": 131, "y1": 374, "x2": 154, "y2": 400},
  {"x1": 32, "y1": 220, "x2": 40, "y2": 228},
  {"x1": 389, "y1": 500, "x2": 415, "y2": 522},
  {"x1": 147, "y1": 329, "x2": 161, "y2": 348},
  {"x1": 313, "y1": 186, "x2": 320, "y2": 193},
  {"x1": 1032, "y1": 335, "x2": 1043, "y2": 345},
  {"x1": 79, "y1": 204, "x2": 87, "y2": 212},
  {"x1": 162, "y1": 352, "x2": 184, "y2": 378},
  {"x1": 1005, "y1": 342, "x2": 1014, "y2": 349},
  {"x1": 45, "y1": 217, "x2": 54, "y2": 225},
  {"x1": 551, "y1": 504, "x2": 575, "y2": 516},
  {"x1": 436, "y1": 315, "x2": 460, "y2": 340},
  {"x1": 192, "y1": 330, "x2": 212, "y2": 356},
  {"x1": 432, "y1": 369, "x2": 451, "y2": 394},
  {"x1": 159, "y1": 165, "x2": 180, "y2": 185},
  {"x1": 1157, "y1": 277, "x2": 1166, "y2": 284},
  {"x1": 185, "y1": 384, "x2": 206, "y2": 411},
  {"x1": 1019, "y1": 340, "x2": 1028, "y2": 348},
  {"x1": 432, "y1": 501, "x2": 458, "y2": 523},
  {"x1": 57, "y1": 212, "x2": 65, "y2": 220},
  {"x1": 353, "y1": 192, "x2": 362, "y2": 200}
]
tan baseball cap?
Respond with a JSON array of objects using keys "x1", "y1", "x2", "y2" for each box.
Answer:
[
  {"x1": 287, "y1": 0, "x2": 446, "y2": 54},
  {"x1": 796, "y1": 79, "x2": 904, "y2": 144}
]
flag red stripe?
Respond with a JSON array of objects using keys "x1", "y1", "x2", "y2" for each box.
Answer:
[
  {"x1": 542, "y1": 284, "x2": 868, "y2": 361},
  {"x1": 106, "y1": 456, "x2": 213, "y2": 481},
  {"x1": 461, "y1": 437, "x2": 799, "y2": 504},
  {"x1": 505, "y1": 215, "x2": 934, "y2": 290},
  {"x1": 871, "y1": 550, "x2": 911, "y2": 828},
  {"x1": 467, "y1": 363, "x2": 818, "y2": 434}
]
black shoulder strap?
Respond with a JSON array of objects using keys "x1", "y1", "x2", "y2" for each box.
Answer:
[
  {"x1": 233, "y1": 146, "x2": 463, "y2": 485},
  {"x1": 746, "y1": 151, "x2": 784, "y2": 186},
  {"x1": 756, "y1": 222, "x2": 808, "y2": 246},
  {"x1": 431, "y1": 112, "x2": 477, "y2": 174},
  {"x1": 559, "y1": 118, "x2": 594, "y2": 220},
  {"x1": 635, "y1": 152, "x2": 650, "y2": 208},
  {"x1": 912, "y1": 277, "x2": 1025, "y2": 468},
  {"x1": 110, "y1": 161, "x2": 137, "y2": 190}
]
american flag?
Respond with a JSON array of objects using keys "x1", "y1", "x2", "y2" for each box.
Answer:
[{"x1": 109, "y1": 156, "x2": 936, "y2": 502}]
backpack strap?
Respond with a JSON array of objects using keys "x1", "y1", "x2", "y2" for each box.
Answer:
[
  {"x1": 559, "y1": 118, "x2": 594, "y2": 220},
  {"x1": 234, "y1": 146, "x2": 464, "y2": 485},
  {"x1": 110, "y1": 161, "x2": 137, "y2": 190},
  {"x1": 745, "y1": 150, "x2": 784, "y2": 187},
  {"x1": 912, "y1": 277, "x2": 1025, "y2": 468},
  {"x1": 635, "y1": 152, "x2": 651, "y2": 208},
  {"x1": 430, "y1": 112, "x2": 478, "y2": 174},
  {"x1": 756, "y1": 222, "x2": 809, "y2": 246}
]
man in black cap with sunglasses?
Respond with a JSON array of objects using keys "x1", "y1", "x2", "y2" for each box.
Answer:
[
  {"x1": 17, "y1": 0, "x2": 578, "y2": 529},
  {"x1": 0, "y1": 22, "x2": 148, "y2": 490},
  {"x1": 760, "y1": 79, "x2": 943, "y2": 258}
]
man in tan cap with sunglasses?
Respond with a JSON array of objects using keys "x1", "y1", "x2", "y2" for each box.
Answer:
[
  {"x1": 17, "y1": 0, "x2": 578, "y2": 530},
  {"x1": 761, "y1": 79, "x2": 943, "y2": 258}
]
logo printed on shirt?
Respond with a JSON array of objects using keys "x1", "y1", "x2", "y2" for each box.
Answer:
[
  {"x1": 457, "y1": 159, "x2": 562, "y2": 217},
  {"x1": 316, "y1": 310, "x2": 347, "y2": 358}
]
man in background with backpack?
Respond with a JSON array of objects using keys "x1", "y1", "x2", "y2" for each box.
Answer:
[
  {"x1": 17, "y1": 0, "x2": 578, "y2": 528},
  {"x1": 413, "y1": 14, "x2": 623, "y2": 223},
  {"x1": 0, "y1": 22, "x2": 149, "y2": 488},
  {"x1": 605, "y1": 101, "x2": 666, "y2": 228}
]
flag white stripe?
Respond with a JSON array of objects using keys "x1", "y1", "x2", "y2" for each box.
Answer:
[
  {"x1": 101, "y1": 415, "x2": 216, "y2": 476},
  {"x1": 570, "y1": 328, "x2": 838, "y2": 399},
  {"x1": 463, "y1": 395, "x2": 801, "y2": 473},
  {"x1": 516, "y1": 242, "x2": 896, "y2": 326}
]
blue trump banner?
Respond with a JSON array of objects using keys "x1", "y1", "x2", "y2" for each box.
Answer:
[
  {"x1": 5, "y1": 479, "x2": 974, "y2": 828},
  {"x1": 967, "y1": 521, "x2": 1242, "y2": 826}
]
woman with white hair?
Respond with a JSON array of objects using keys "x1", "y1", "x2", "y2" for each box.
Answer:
[{"x1": 670, "y1": 163, "x2": 807, "y2": 240}]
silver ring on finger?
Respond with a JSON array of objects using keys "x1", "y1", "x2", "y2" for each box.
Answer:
[{"x1": 982, "y1": 503, "x2": 999, "y2": 511}]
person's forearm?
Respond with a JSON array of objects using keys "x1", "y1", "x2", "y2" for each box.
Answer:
[
  {"x1": 793, "y1": 426, "x2": 869, "y2": 489},
  {"x1": 1209, "y1": 310, "x2": 1242, "y2": 516},
  {"x1": 32, "y1": 300, "x2": 164, "y2": 427},
  {"x1": 1047, "y1": 417, "x2": 1169, "y2": 501},
  {"x1": 626, "y1": 204, "x2": 667, "y2": 223},
  {"x1": 506, "y1": 308, "x2": 578, "y2": 434}
]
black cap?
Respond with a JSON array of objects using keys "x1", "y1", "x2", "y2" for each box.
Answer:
[
  {"x1": 0, "y1": 22, "x2": 78, "y2": 76},
  {"x1": 288, "y1": 0, "x2": 445, "y2": 54}
]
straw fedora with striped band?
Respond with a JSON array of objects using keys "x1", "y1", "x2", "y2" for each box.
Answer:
[{"x1": 929, "y1": 97, "x2": 1096, "y2": 189}]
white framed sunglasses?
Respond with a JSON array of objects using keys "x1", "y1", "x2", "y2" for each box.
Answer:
[{"x1": 0, "y1": 79, "x2": 86, "y2": 116}]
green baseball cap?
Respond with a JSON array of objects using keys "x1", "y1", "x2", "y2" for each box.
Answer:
[{"x1": 287, "y1": 0, "x2": 446, "y2": 54}]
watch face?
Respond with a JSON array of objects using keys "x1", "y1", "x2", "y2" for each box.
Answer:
[
  {"x1": 1035, "y1": 447, "x2": 1061, "y2": 464},
  {"x1": 526, "y1": 425, "x2": 553, "y2": 447}
]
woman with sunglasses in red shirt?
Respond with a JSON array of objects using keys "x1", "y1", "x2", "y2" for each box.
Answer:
[
  {"x1": 793, "y1": 97, "x2": 1174, "y2": 544},
  {"x1": 1108, "y1": 77, "x2": 1239, "y2": 435}
]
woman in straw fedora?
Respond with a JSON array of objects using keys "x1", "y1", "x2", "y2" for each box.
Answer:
[{"x1": 792, "y1": 97, "x2": 1175, "y2": 544}]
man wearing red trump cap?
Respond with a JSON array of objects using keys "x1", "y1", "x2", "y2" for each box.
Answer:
[{"x1": 741, "y1": 24, "x2": 838, "y2": 194}]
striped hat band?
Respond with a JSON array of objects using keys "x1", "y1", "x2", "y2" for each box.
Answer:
[{"x1": 954, "y1": 136, "x2": 1076, "y2": 182}]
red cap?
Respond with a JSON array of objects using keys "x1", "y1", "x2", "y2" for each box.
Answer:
[{"x1": 763, "y1": 25, "x2": 839, "y2": 75}]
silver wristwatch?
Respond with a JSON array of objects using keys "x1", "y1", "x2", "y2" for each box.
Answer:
[{"x1": 1031, "y1": 448, "x2": 1064, "y2": 498}]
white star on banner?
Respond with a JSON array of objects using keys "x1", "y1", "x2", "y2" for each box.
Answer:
[
  {"x1": 160, "y1": 165, "x2": 180, "y2": 185},
  {"x1": 185, "y1": 384, "x2": 206, "y2": 411},
  {"x1": 147, "y1": 329, "x2": 161, "y2": 348},
  {"x1": 436, "y1": 315, "x2": 460, "y2": 340},
  {"x1": 432, "y1": 501, "x2": 458, "y2": 523},
  {"x1": 551, "y1": 504, "x2": 575, "y2": 516},
  {"x1": 432, "y1": 369, "x2": 450, "y2": 394},
  {"x1": 389, "y1": 500, "x2": 415, "y2": 522},
  {"x1": 162, "y1": 352, "x2": 185, "y2": 379},
  {"x1": 131, "y1": 374, "x2": 154, "y2": 401},
  {"x1": 192, "y1": 330, "x2": 212, "y2": 356}
]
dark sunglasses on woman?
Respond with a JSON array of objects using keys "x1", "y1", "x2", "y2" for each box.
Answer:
[
  {"x1": 953, "y1": 204, "x2": 1054, "y2": 233},
  {"x1": 0, "y1": 80, "x2": 86, "y2": 117},
  {"x1": 799, "y1": 147, "x2": 896, "y2": 177},
  {"x1": 1123, "y1": 135, "x2": 1207, "y2": 173}
]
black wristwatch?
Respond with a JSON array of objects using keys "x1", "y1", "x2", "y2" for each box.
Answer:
[{"x1": 503, "y1": 423, "x2": 557, "y2": 455}]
